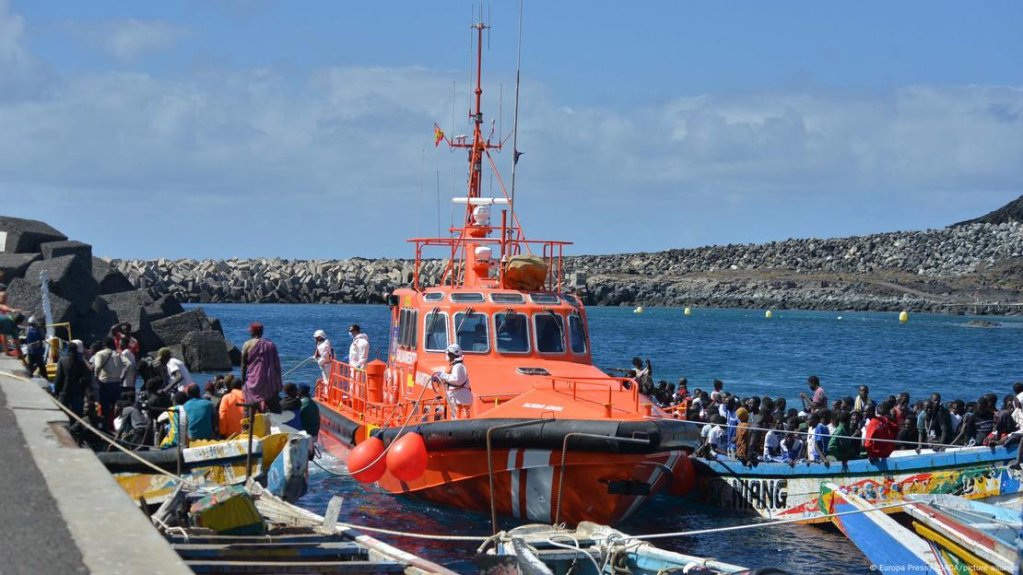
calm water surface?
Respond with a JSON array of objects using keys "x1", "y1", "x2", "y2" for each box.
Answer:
[{"x1": 191, "y1": 303, "x2": 1023, "y2": 574}]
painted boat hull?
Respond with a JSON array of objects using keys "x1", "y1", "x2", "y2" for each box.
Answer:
[
  {"x1": 904, "y1": 494, "x2": 1020, "y2": 574},
  {"x1": 318, "y1": 408, "x2": 699, "y2": 525},
  {"x1": 690, "y1": 445, "x2": 1022, "y2": 521}
]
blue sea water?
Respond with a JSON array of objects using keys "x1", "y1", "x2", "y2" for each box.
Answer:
[{"x1": 191, "y1": 303, "x2": 1023, "y2": 574}]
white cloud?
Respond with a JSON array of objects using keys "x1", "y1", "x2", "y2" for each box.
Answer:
[
  {"x1": 85, "y1": 19, "x2": 186, "y2": 61},
  {"x1": 0, "y1": 1, "x2": 1020, "y2": 257}
]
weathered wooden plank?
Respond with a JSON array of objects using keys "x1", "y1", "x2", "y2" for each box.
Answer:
[
  {"x1": 174, "y1": 541, "x2": 363, "y2": 561},
  {"x1": 185, "y1": 559, "x2": 405, "y2": 573}
]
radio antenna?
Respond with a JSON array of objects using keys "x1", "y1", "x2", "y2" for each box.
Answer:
[{"x1": 509, "y1": 0, "x2": 524, "y2": 240}]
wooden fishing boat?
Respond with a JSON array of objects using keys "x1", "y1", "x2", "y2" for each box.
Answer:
[
  {"x1": 476, "y1": 522, "x2": 785, "y2": 575},
  {"x1": 312, "y1": 18, "x2": 701, "y2": 526},
  {"x1": 152, "y1": 482, "x2": 456, "y2": 575},
  {"x1": 99, "y1": 426, "x2": 310, "y2": 505},
  {"x1": 820, "y1": 483, "x2": 1021, "y2": 575},
  {"x1": 903, "y1": 493, "x2": 1020, "y2": 574},
  {"x1": 819, "y1": 482, "x2": 944, "y2": 574},
  {"x1": 690, "y1": 445, "x2": 1022, "y2": 522}
]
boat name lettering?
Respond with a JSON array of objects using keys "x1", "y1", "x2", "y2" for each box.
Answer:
[
  {"x1": 522, "y1": 402, "x2": 565, "y2": 412},
  {"x1": 395, "y1": 349, "x2": 417, "y2": 364},
  {"x1": 728, "y1": 478, "x2": 788, "y2": 510}
]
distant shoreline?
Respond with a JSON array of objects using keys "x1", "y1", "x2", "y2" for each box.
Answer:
[{"x1": 113, "y1": 221, "x2": 1023, "y2": 316}]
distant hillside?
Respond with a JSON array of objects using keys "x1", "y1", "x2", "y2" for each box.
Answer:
[{"x1": 954, "y1": 194, "x2": 1023, "y2": 226}]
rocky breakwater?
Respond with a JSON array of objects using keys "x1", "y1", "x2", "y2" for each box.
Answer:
[
  {"x1": 110, "y1": 222, "x2": 1023, "y2": 314},
  {"x1": 0, "y1": 215, "x2": 235, "y2": 371},
  {"x1": 572, "y1": 222, "x2": 1023, "y2": 312}
]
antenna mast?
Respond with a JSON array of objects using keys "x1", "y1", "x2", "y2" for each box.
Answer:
[{"x1": 509, "y1": 0, "x2": 524, "y2": 244}]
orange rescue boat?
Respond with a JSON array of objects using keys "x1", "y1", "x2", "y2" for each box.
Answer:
[{"x1": 314, "y1": 19, "x2": 700, "y2": 527}]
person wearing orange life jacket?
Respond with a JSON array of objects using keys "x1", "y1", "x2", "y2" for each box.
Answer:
[{"x1": 431, "y1": 344, "x2": 473, "y2": 419}]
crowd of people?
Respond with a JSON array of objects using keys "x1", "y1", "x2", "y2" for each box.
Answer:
[{"x1": 627, "y1": 358, "x2": 1023, "y2": 467}]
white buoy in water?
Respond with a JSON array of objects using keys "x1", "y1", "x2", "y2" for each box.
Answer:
[
  {"x1": 898, "y1": 310, "x2": 909, "y2": 323},
  {"x1": 634, "y1": 306, "x2": 644, "y2": 314},
  {"x1": 837, "y1": 316, "x2": 844, "y2": 321},
  {"x1": 683, "y1": 307, "x2": 692, "y2": 316},
  {"x1": 765, "y1": 310, "x2": 773, "y2": 319}
]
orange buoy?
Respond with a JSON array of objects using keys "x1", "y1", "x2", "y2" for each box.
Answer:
[
  {"x1": 667, "y1": 453, "x2": 696, "y2": 496},
  {"x1": 348, "y1": 436, "x2": 387, "y2": 483},
  {"x1": 386, "y1": 432, "x2": 428, "y2": 482}
]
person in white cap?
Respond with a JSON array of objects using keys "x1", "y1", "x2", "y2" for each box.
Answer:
[
  {"x1": 431, "y1": 344, "x2": 473, "y2": 419},
  {"x1": 312, "y1": 329, "x2": 333, "y2": 386}
]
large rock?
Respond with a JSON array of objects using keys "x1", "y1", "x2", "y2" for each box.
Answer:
[
  {"x1": 0, "y1": 253, "x2": 41, "y2": 284},
  {"x1": 150, "y1": 308, "x2": 210, "y2": 348},
  {"x1": 181, "y1": 330, "x2": 232, "y2": 372},
  {"x1": 97, "y1": 290, "x2": 151, "y2": 334},
  {"x1": 0, "y1": 216, "x2": 67, "y2": 254},
  {"x1": 92, "y1": 257, "x2": 134, "y2": 295},
  {"x1": 40, "y1": 240, "x2": 92, "y2": 270},
  {"x1": 24, "y1": 255, "x2": 98, "y2": 316},
  {"x1": 145, "y1": 294, "x2": 184, "y2": 322},
  {"x1": 4, "y1": 277, "x2": 77, "y2": 325}
]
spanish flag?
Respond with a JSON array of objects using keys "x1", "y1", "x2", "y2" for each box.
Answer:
[{"x1": 434, "y1": 124, "x2": 445, "y2": 147}]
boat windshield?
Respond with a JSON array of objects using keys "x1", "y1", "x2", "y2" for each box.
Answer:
[
  {"x1": 534, "y1": 313, "x2": 565, "y2": 354},
  {"x1": 455, "y1": 311, "x2": 490, "y2": 353},
  {"x1": 494, "y1": 312, "x2": 530, "y2": 354},
  {"x1": 424, "y1": 311, "x2": 449, "y2": 352},
  {"x1": 568, "y1": 314, "x2": 587, "y2": 354}
]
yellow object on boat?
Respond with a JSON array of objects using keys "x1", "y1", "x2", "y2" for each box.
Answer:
[{"x1": 190, "y1": 485, "x2": 264, "y2": 535}]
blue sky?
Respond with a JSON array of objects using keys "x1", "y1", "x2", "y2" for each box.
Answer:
[{"x1": 1, "y1": 0, "x2": 1021, "y2": 259}]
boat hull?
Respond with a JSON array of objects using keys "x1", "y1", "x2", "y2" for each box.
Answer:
[
  {"x1": 690, "y1": 445, "x2": 1022, "y2": 521},
  {"x1": 318, "y1": 408, "x2": 697, "y2": 525}
]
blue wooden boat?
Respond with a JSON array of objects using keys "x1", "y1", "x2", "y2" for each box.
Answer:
[
  {"x1": 690, "y1": 445, "x2": 1021, "y2": 522},
  {"x1": 903, "y1": 494, "x2": 1020, "y2": 574},
  {"x1": 819, "y1": 482, "x2": 944, "y2": 574},
  {"x1": 476, "y1": 521, "x2": 788, "y2": 575}
]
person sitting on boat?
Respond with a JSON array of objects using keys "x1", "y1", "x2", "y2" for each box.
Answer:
[
  {"x1": 298, "y1": 383, "x2": 320, "y2": 439},
  {"x1": 218, "y1": 377, "x2": 247, "y2": 438},
  {"x1": 709, "y1": 379, "x2": 725, "y2": 404},
  {"x1": 863, "y1": 400, "x2": 898, "y2": 460},
  {"x1": 182, "y1": 383, "x2": 216, "y2": 441},
  {"x1": 781, "y1": 424, "x2": 805, "y2": 466},
  {"x1": 734, "y1": 407, "x2": 755, "y2": 465},
  {"x1": 827, "y1": 410, "x2": 860, "y2": 464},
  {"x1": 806, "y1": 411, "x2": 830, "y2": 464},
  {"x1": 279, "y1": 383, "x2": 304, "y2": 431},
  {"x1": 921, "y1": 393, "x2": 954, "y2": 451},
  {"x1": 312, "y1": 329, "x2": 333, "y2": 387},
  {"x1": 720, "y1": 396, "x2": 740, "y2": 453},
  {"x1": 241, "y1": 321, "x2": 283, "y2": 413},
  {"x1": 158, "y1": 392, "x2": 190, "y2": 448},
  {"x1": 762, "y1": 422, "x2": 785, "y2": 462},
  {"x1": 430, "y1": 344, "x2": 473, "y2": 419},
  {"x1": 799, "y1": 375, "x2": 827, "y2": 412},
  {"x1": 347, "y1": 324, "x2": 370, "y2": 370},
  {"x1": 673, "y1": 378, "x2": 689, "y2": 403}
]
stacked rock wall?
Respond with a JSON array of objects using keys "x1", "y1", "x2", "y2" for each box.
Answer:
[
  {"x1": 109, "y1": 222, "x2": 1023, "y2": 313},
  {"x1": 0, "y1": 215, "x2": 236, "y2": 372}
]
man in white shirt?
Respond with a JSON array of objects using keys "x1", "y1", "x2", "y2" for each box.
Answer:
[
  {"x1": 432, "y1": 344, "x2": 473, "y2": 419},
  {"x1": 158, "y1": 347, "x2": 195, "y2": 393},
  {"x1": 347, "y1": 324, "x2": 370, "y2": 369},
  {"x1": 313, "y1": 329, "x2": 333, "y2": 386}
]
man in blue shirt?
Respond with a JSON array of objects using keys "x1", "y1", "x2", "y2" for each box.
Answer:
[{"x1": 182, "y1": 383, "x2": 215, "y2": 441}]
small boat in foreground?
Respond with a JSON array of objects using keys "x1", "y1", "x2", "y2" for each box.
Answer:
[
  {"x1": 476, "y1": 522, "x2": 787, "y2": 575},
  {"x1": 820, "y1": 482, "x2": 1021, "y2": 575},
  {"x1": 152, "y1": 481, "x2": 456, "y2": 575},
  {"x1": 691, "y1": 444, "x2": 1021, "y2": 521}
]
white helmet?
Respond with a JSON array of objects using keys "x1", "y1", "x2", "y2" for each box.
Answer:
[
  {"x1": 313, "y1": 329, "x2": 327, "y2": 339},
  {"x1": 445, "y1": 344, "x2": 463, "y2": 357},
  {"x1": 27, "y1": 315, "x2": 37, "y2": 326}
]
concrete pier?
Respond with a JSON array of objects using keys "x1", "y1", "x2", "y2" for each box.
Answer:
[{"x1": 0, "y1": 355, "x2": 190, "y2": 575}]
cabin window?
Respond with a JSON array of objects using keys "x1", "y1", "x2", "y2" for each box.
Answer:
[
  {"x1": 534, "y1": 313, "x2": 565, "y2": 354},
  {"x1": 451, "y1": 292, "x2": 485, "y2": 303},
  {"x1": 568, "y1": 314, "x2": 587, "y2": 354},
  {"x1": 454, "y1": 311, "x2": 490, "y2": 353},
  {"x1": 494, "y1": 312, "x2": 530, "y2": 354},
  {"x1": 398, "y1": 309, "x2": 418, "y2": 349},
  {"x1": 424, "y1": 292, "x2": 444, "y2": 302},
  {"x1": 423, "y1": 312, "x2": 449, "y2": 352},
  {"x1": 529, "y1": 294, "x2": 560, "y2": 305},
  {"x1": 491, "y1": 293, "x2": 525, "y2": 304}
]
